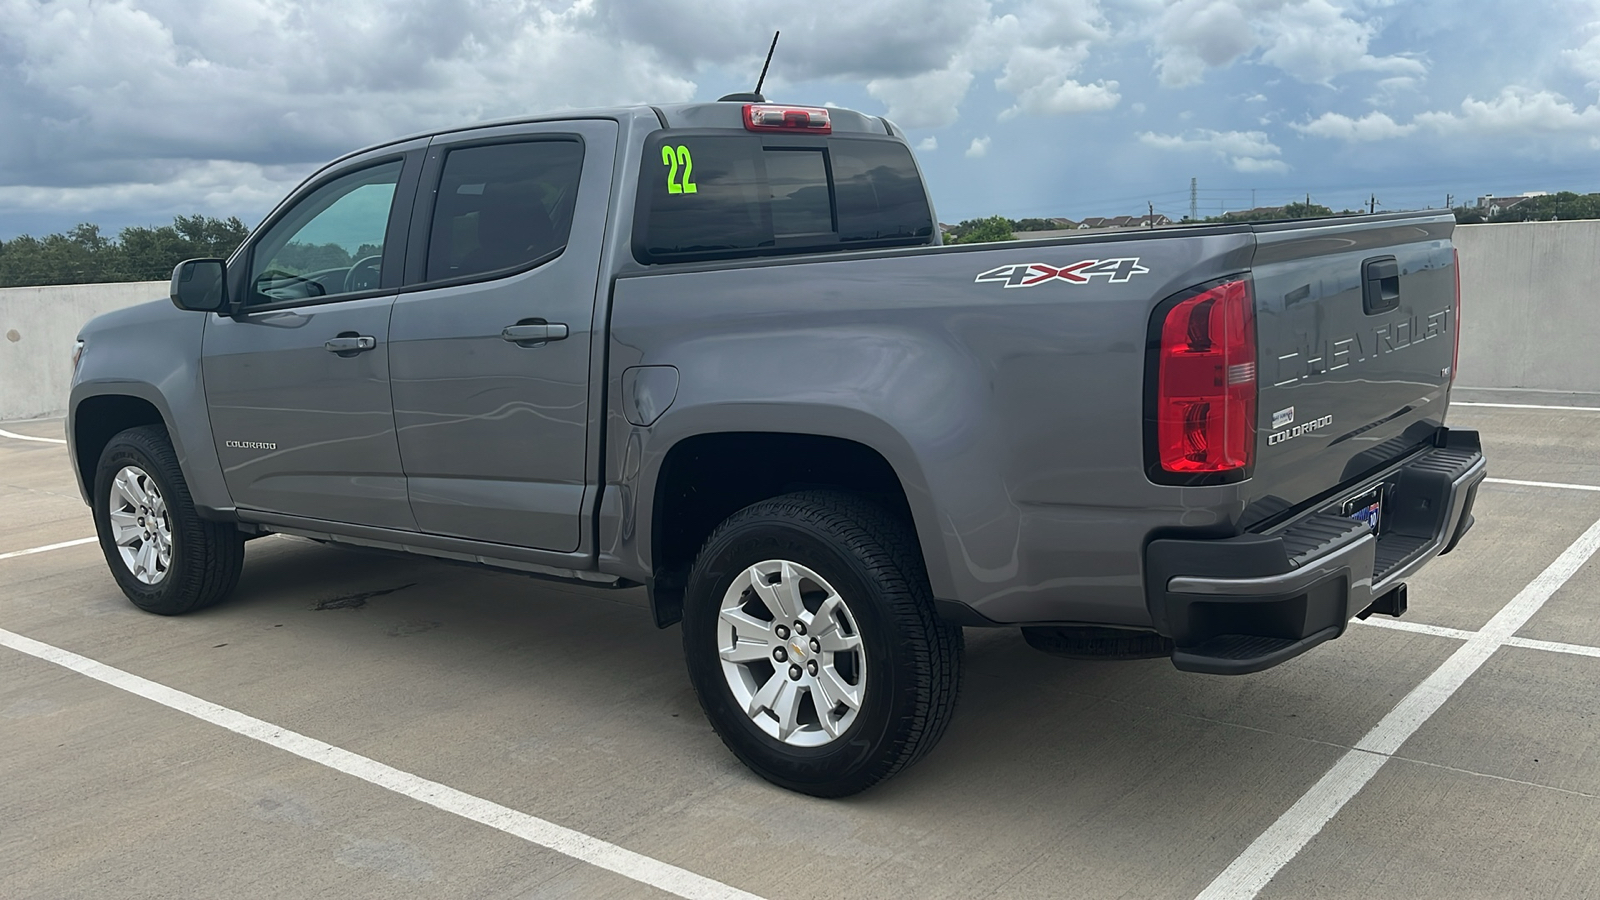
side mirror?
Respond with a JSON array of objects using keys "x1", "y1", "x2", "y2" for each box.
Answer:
[{"x1": 170, "y1": 259, "x2": 229, "y2": 312}]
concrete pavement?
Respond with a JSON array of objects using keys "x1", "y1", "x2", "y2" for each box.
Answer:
[{"x1": 4, "y1": 401, "x2": 1600, "y2": 899}]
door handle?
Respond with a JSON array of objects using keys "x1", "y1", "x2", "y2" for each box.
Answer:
[
  {"x1": 324, "y1": 334, "x2": 377, "y2": 356},
  {"x1": 1362, "y1": 256, "x2": 1400, "y2": 314},
  {"x1": 501, "y1": 322, "x2": 569, "y2": 347}
]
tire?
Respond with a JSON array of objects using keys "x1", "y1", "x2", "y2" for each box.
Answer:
[
  {"x1": 92, "y1": 425, "x2": 245, "y2": 615},
  {"x1": 681, "y1": 491, "x2": 963, "y2": 797}
]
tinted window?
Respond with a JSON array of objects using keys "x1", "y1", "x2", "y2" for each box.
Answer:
[
  {"x1": 426, "y1": 140, "x2": 583, "y2": 282},
  {"x1": 637, "y1": 133, "x2": 932, "y2": 263},
  {"x1": 249, "y1": 161, "x2": 402, "y2": 304}
]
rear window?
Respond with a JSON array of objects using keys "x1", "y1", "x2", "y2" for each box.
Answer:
[{"x1": 635, "y1": 133, "x2": 934, "y2": 263}]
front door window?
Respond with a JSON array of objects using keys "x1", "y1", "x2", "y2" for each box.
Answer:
[{"x1": 248, "y1": 161, "x2": 403, "y2": 304}]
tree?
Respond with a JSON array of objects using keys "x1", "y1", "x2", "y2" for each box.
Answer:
[
  {"x1": 950, "y1": 215, "x2": 1015, "y2": 244},
  {"x1": 0, "y1": 216, "x2": 249, "y2": 287},
  {"x1": 1279, "y1": 202, "x2": 1334, "y2": 219}
]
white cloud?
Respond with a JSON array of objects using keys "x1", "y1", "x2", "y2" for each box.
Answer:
[
  {"x1": 1258, "y1": 0, "x2": 1425, "y2": 84},
  {"x1": 1415, "y1": 88, "x2": 1600, "y2": 135},
  {"x1": 1564, "y1": 30, "x2": 1600, "y2": 84},
  {"x1": 1292, "y1": 110, "x2": 1416, "y2": 140},
  {"x1": 996, "y1": 46, "x2": 1120, "y2": 119},
  {"x1": 1148, "y1": 0, "x2": 1425, "y2": 87},
  {"x1": 1231, "y1": 156, "x2": 1291, "y2": 173},
  {"x1": 966, "y1": 136, "x2": 992, "y2": 158},
  {"x1": 1139, "y1": 128, "x2": 1288, "y2": 172},
  {"x1": 917, "y1": 136, "x2": 939, "y2": 152},
  {"x1": 868, "y1": 65, "x2": 976, "y2": 129},
  {"x1": 1151, "y1": 0, "x2": 1258, "y2": 87}
]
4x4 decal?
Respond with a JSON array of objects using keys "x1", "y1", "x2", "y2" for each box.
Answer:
[{"x1": 975, "y1": 257, "x2": 1149, "y2": 288}]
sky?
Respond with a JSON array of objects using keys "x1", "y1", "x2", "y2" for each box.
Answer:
[{"x1": 5, "y1": 0, "x2": 1600, "y2": 239}]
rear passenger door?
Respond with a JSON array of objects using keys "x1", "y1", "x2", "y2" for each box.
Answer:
[{"x1": 389, "y1": 120, "x2": 617, "y2": 552}]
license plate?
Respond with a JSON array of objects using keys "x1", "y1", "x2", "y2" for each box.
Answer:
[{"x1": 1344, "y1": 488, "x2": 1383, "y2": 534}]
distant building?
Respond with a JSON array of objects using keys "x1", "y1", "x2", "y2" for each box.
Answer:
[
  {"x1": 1076, "y1": 214, "x2": 1171, "y2": 230},
  {"x1": 1476, "y1": 193, "x2": 1546, "y2": 217}
]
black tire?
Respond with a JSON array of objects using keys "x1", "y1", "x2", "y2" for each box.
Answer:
[
  {"x1": 682, "y1": 491, "x2": 963, "y2": 797},
  {"x1": 92, "y1": 425, "x2": 245, "y2": 615}
]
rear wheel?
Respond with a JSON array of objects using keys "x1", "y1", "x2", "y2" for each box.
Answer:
[
  {"x1": 682, "y1": 491, "x2": 962, "y2": 797},
  {"x1": 93, "y1": 426, "x2": 244, "y2": 615}
]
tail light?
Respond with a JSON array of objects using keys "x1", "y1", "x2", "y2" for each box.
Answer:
[
  {"x1": 1155, "y1": 279, "x2": 1257, "y2": 474},
  {"x1": 743, "y1": 104, "x2": 831, "y2": 134},
  {"x1": 1451, "y1": 248, "x2": 1461, "y2": 386}
]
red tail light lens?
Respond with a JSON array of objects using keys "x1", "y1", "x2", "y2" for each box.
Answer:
[
  {"x1": 1451, "y1": 248, "x2": 1461, "y2": 386},
  {"x1": 1156, "y1": 279, "x2": 1257, "y2": 473},
  {"x1": 743, "y1": 104, "x2": 832, "y2": 134}
]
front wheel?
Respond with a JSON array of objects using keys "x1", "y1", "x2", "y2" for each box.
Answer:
[
  {"x1": 682, "y1": 491, "x2": 963, "y2": 797},
  {"x1": 92, "y1": 425, "x2": 245, "y2": 615}
]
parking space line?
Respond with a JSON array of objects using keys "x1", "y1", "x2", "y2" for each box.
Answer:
[
  {"x1": 0, "y1": 428, "x2": 66, "y2": 444},
  {"x1": 1354, "y1": 618, "x2": 1475, "y2": 641},
  {"x1": 0, "y1": 537, "x2": 97, "y2": 561},
  {"x1": 0, "y1": 627, "x2": 768, "y2": 900},
  {"x1": 1485, "y1": 477, "x2": 1600, "y2": 493},
  {"x1": 1453, "y1": 402, "x2": 1600, "y2": 412},
  {"x1": 1196, "y1": 513, "x2": 1600, "y2": 900},
  {"x1": 1502, "y1": 636, "x2": 1600, "y2": 659}
]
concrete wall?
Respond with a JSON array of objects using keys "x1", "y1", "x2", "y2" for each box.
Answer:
[
  {"x1": 1454, "y1": 221, "x2": 1600, "y2": 394},
  {"x1": 0, "y1": 221, "x2": 1595, "y2": 420},
  {"x1": 0, "y1": 281, "x2": 166, "y2": 421}
]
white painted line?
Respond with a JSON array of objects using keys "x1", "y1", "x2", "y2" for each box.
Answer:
[
  {"x1": 0, "y1": 627, "x2": 767, "y2": 900},
  {"x1": 1196, "y1": 512, "x2": 1600, "y2": 900},
  {"x1": 1357, "y1": 618, "x2": 1600, "y2": 660},
  {"x1": 1453, "y1": 402, "x2": 1600, "y2": 412},
  {"x1": 0, "y1": 536, "x2": 98, "y2": 561},
  {"x1": 1502, "y1": 636, "x2": 1600, "y2": 660},
  {"x1": 1486, "y1": 477, "x2": 1600, "y2": 493},
  {"x1": 0, "y1": 428, "x2": 66, "y2": 444},
  {"x1": 1354, "y1": 617, "x2": 1474, "y2": 641}
]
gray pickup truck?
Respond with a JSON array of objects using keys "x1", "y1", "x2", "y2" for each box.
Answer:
[{"x1": 68, "y1": 97, "x2": 1485, "y2": 796}]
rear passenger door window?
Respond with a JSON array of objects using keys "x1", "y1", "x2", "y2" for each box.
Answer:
[{"x1": 424, "y1": 140, "x2": 584, "y2": 283}]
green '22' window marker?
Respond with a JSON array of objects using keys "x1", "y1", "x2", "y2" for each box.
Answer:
[{"x1": 661, "y1": 145, "x2": 697, "y2": 195}]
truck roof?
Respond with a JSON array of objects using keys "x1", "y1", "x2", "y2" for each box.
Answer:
[{"x1": 323, "y1": 100, "x2": 895, "y2": 173}]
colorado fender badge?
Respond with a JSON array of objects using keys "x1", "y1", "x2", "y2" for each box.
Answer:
[{"x1": 975, "y1": 258, "x2": 1149, "y2": 288}]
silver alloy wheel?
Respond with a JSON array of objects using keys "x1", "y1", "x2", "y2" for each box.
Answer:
[
  {"x1": 717, "y1": 559, "x2": 867, "y2": 747},
  {"x1": 107, "y1": 465, "x2": 172, "y2": 585}
]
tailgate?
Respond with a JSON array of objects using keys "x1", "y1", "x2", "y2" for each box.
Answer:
[{"x1": 1245, "y1": 213, "x2": 1458, "y2": 527}]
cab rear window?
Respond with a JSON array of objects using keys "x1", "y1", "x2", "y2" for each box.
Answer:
[{"x1": 635, "y1": 133, "x2": 934, "y2": 264}]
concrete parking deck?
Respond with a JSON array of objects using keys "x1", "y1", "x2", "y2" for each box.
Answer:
[{"x1": 4, "y1": 396, "x2": 1600, "y2": 900}]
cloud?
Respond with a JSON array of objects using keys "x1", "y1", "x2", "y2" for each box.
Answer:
[
  {"x1": 1292, "y1": 110, "x2": 1416, "y2": 140},
  {"x1": 1415, "y1": 88, "x2": 1600, "y2": 135},
  {"x1": 868, "y1": 65, "x2": 976, "y2": 129},
  {"x1": 966, "y1": 136, "x2": 992, "y2": 158},
  {"x1": 995, "y1": 46, "x2": 1120, "y2": 119},
  {"x1": 1139, "y1": 128, "x2": 1288, "y2": 172},
  {"x1": 1150, "y1": 0, "x2": 1258, "y2": 86},
  {"x1": 917, "y1": 136, "x2": 939, "y2": 152},
  {"x1": 1148, "y1": 0, "x2": 1426, "y2": 87}
]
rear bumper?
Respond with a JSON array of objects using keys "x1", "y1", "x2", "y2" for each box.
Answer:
[{"x1": 1145, "y1": 429, "x2": 1486, "y2": 675}]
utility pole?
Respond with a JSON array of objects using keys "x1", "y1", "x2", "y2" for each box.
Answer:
[
  {"x1": 1369, "y1": 194, "x2": 1377, "y2": 214},
  {"x1": 1446, "y1": 193, "x2": 1454, "y2": 210},
  {"x1": 1148, "y1": 201, "x2": 1155, "y2": 227},
  {"x1": 1190, "y1": 177, "x2": 1197, "y2": 222}
]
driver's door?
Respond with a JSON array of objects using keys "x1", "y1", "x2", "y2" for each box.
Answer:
[{"x1": 202, "y1": 147, "x2": 424, "y2": 530}]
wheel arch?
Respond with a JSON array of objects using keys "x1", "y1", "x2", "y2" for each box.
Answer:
[{"x1": 636, "y1": 409, "x2": 948, "y2": 628}]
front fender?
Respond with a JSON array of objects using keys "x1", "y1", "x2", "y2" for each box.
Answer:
[{"x1": 68, "y1": 302, "x2": 233, "y2": 517}]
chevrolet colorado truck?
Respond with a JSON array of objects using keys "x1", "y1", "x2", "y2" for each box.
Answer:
[{"x1": 67, "y1": 98, "x2": 1485, "y2": 796}]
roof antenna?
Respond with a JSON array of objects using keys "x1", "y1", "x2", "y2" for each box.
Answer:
[{"x1": 718, "y1": 31, "x2": 779, "y2": 103}]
